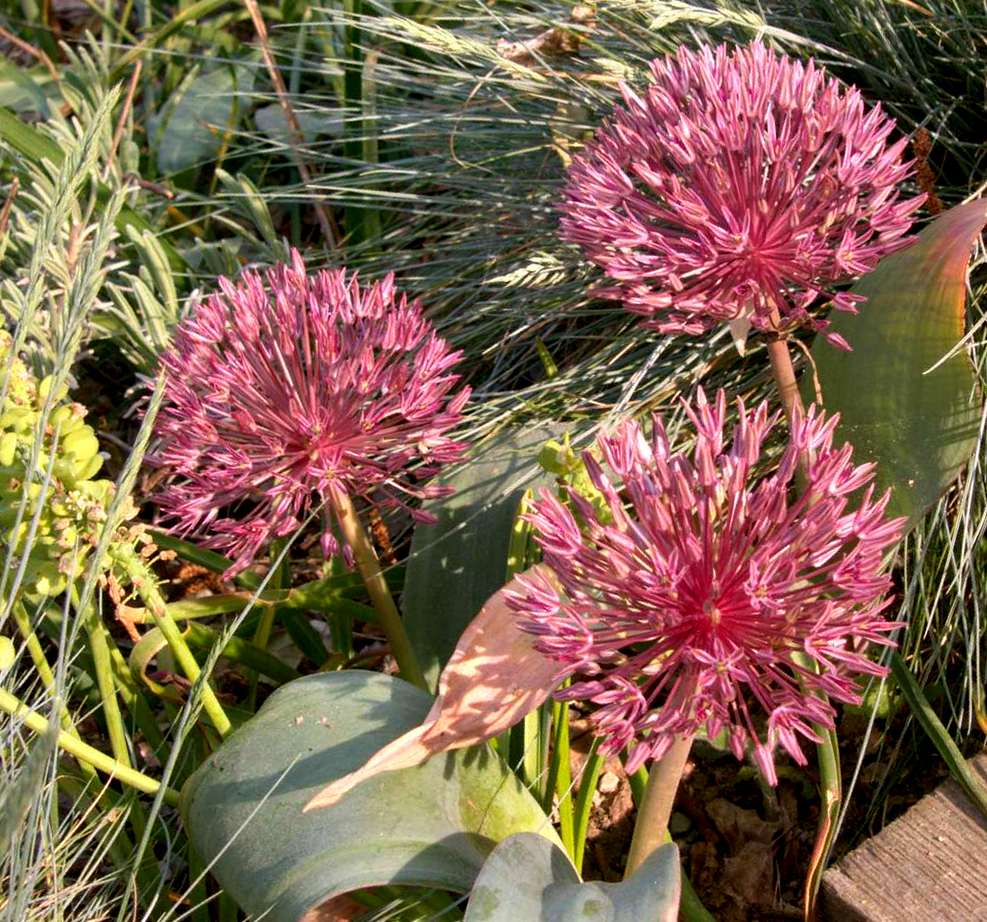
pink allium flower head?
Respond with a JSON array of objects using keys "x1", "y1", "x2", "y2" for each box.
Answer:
[
  {"x1": 561, "y1": 42, "x2": 925, "y2": 349},
  {"x1": 507, "y1": 390, "x2": 904, "y2": 782},
  {"x1": 152, "y1": 251, "x2": 471, "y2": 576}
]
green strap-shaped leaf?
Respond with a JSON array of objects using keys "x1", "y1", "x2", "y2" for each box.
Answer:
[
  {"x1": 403, "y1": 425, "x2": 561, "y2": 688},
  {"x1": 465, "y1": 834, "x2": 680, "y2": 922},
  {"x1": 808, "y1": 200, "x2": 987, "y2": 525},
  {"x1": 151, "y1": 64, "x2": 254, "y2": 175},
  {"x1": 181, "y1": 671, "x2": 560, "y2": 922}
]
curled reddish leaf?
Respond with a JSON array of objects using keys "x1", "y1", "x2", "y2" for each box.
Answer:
[{"x1": 304, "y1": 566, "x2": 560, "y2": 812}]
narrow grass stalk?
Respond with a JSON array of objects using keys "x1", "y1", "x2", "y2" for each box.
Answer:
[
  {"x1": 552, "y1": 699, "x2": 575, "y2": 859},
  {"x1": 572, "y1": 737, "x2": 604, "y2": 874},
  {"x1": 624, "y1": 733, "x2": 694, "y2": 878},
  {"x1": 890, "y1": 650, "x2": 987, "y2": 818},
  {"x1": 331, "y1": 491, "x2": 427, "y2": 690},
  {"x1": 0, "y1": 687, "x2": 180, "y2": 806},
  {"x1": 243, "y1": 0, "x2": 340, "y2": 248}
]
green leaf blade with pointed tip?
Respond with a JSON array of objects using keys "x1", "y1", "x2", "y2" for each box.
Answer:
[
  {"x1": 807, "y1": 200, "x2": 987, "y2": 525},
  {"x1": 464, "y1": 833, "x2": 680, "y2": 922},
  {"x1": 403, "y1": 425, "x2": 561, "y2": 689},
  {"x1": 181, "y1": 671, "x2": 559, "y2": 922}
]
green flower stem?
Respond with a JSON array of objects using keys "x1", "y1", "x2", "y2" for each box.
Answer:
[
  {"x1": 0, "y1": 686, "x2": 180, "y2": 806},
  {"x1": 802, "y1": 712, "x2": 841, "y2": 919},
  {"x1": 102, "y1": 630, "x2": 168, "y2": 756},
  {"x1": 765, "y1": 331, "x2": 842, "y2": 920},
  {"x1": 11, "y1": 601, "x2": 61, "y2": 712},
  {"x1": 627, "y1": 761, "x2": 716, "y2": 922},
  {"x1": 331, "y1": 491, "x2": 427, "y2": 691},
  {"x1": 624, "y1": 732, "x2": 694, "y2": 878},
  {"x1": 10, "y1": 601, "x2": 107, "y2": 794},
  {"x1": 134, "y1": 578, "x2": 233, "y2": 738},
  {"x1": 70, "y1": 588, "x2": 134, "y2": 769},
  {"x1": 248, "y1": 538, "x2": 288, "y2": 709},
  {"x1": 85, "y1": 615, "x2": 133, "y2": 768}
]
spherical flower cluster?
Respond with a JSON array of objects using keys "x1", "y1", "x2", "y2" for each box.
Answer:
[
  {"x1": 561, "y1": 42, "x2": 925, "y2": 349},
  {"x1": 507, "y1": 390, "x2": 904, "y2": 781},
  {"x1": 152, "y1": 252, "x2": 470, "y2": 576}
]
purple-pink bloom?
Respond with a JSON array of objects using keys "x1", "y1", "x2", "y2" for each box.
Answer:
[
  {"x1": 507, "y1": 390, "x2": 904, "y2": 782},
  {"x1": 561, "y1": 42, "x2": 925, "y2": 349},
  {"x1": 151, "y1": 251, "x2": 470, "y2": 576}
]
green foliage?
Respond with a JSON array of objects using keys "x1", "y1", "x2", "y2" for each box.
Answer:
[
  {"x1": 464, "y1": 835, "x2": 680, "y2": 922},
  {"x1": 403, "y1": 425, "x2": 561, "y2": 688},
  {"x1": 150, "y1": 62, "x2": 255, "y2": 175},
  {"x1": 1, "y1": 1, "x2": 986, "y2": 919},
  {"x1": 0, "y1": 330, "x2": 148, "y2": 597},
  {"x1": 182, "y1": 671, "x2": 561, "y2": 922},
  {"x1": 809, "y1": 200, "x2": 987, "y2": 525}
]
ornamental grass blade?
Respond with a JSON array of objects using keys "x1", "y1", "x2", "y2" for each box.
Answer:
[
  {"x1": 464, "y1": 834, "x2": 680, "y2": 922},
  {"x1": 890, "y1": 651, "x2": 987, "y2": 819},
  {"x1": 808, "y1": 199, "x2": 987, "y2": 525},
  {"x1": 403, "y1": 425, "x2": 561, "y2": 688},
  {"x1": 181, "y1": 671, "x2": 560, "y2": 922},
  {"x1": 0, "y1": 706, "x2": 58, "y2": 863},
  {"x1": 305, "y1": 567, "x2": 559, "y2": 811}
]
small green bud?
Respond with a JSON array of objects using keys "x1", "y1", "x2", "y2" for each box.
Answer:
[
  {"x1": 61, "y1": 427, "x2": 100, "y2": 465},
  {"x1": 0, "y1": 432, "x2": 17, "y2": 467},
  {"x1": 0, "y1": 636, "x2": 13, "y2": 672}
]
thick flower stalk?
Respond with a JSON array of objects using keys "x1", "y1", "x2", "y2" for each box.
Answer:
[
  {"x1": 508, "y1": 390, "x2": 904, "y2": 783},
  {"x1": 152, "y1": 251, "x2": 470, "y2": 578},
  {"x1": 561, "y1": 42, "x2": 925, "y2": 348}
]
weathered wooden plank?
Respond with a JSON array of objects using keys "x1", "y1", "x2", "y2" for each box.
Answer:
[{"x1": 822, "y1": 753, "x2": 987, "y2": 921}]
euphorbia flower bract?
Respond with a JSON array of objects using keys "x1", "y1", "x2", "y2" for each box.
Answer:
[
  {"x1": 507, "y1": 390, "x2": 903, "y2": 782},
  {"x1": 152, "y1": 252, "x2": 470, "y2": 576},
  {"x1": 561, "y1": 42, "x2": 925, "y2": 348}
]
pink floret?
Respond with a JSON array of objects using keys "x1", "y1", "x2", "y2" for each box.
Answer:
[
  {"x1": 507, "y1": 389, "x2": 904, "y2": 782},
  {"x1": 151, "y1": 251, "x2": 471, "y2": 576}
]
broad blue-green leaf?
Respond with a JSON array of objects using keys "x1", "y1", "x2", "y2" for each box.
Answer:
[
  {"x1": 404, "y1": 425, "x2": 560, "y2": 688},
  {"x1": 465, "y1": 834, "x2": 680, "y2": 922},
  {"x1": 253, "y1": 104, "x2": 342, "y2": 145},
  {"x1": 181, "y1": 671, "x2": 560, "y2": 922},
  {"x1": 0, "y1": 63, "x2": 54, "y2": 115},
  {"x1": 152, "y1": 64, "x2": 254, "y2": 175},
  {"x1": 808, "y1": 200, "x2": 987, "y2": 525}
]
